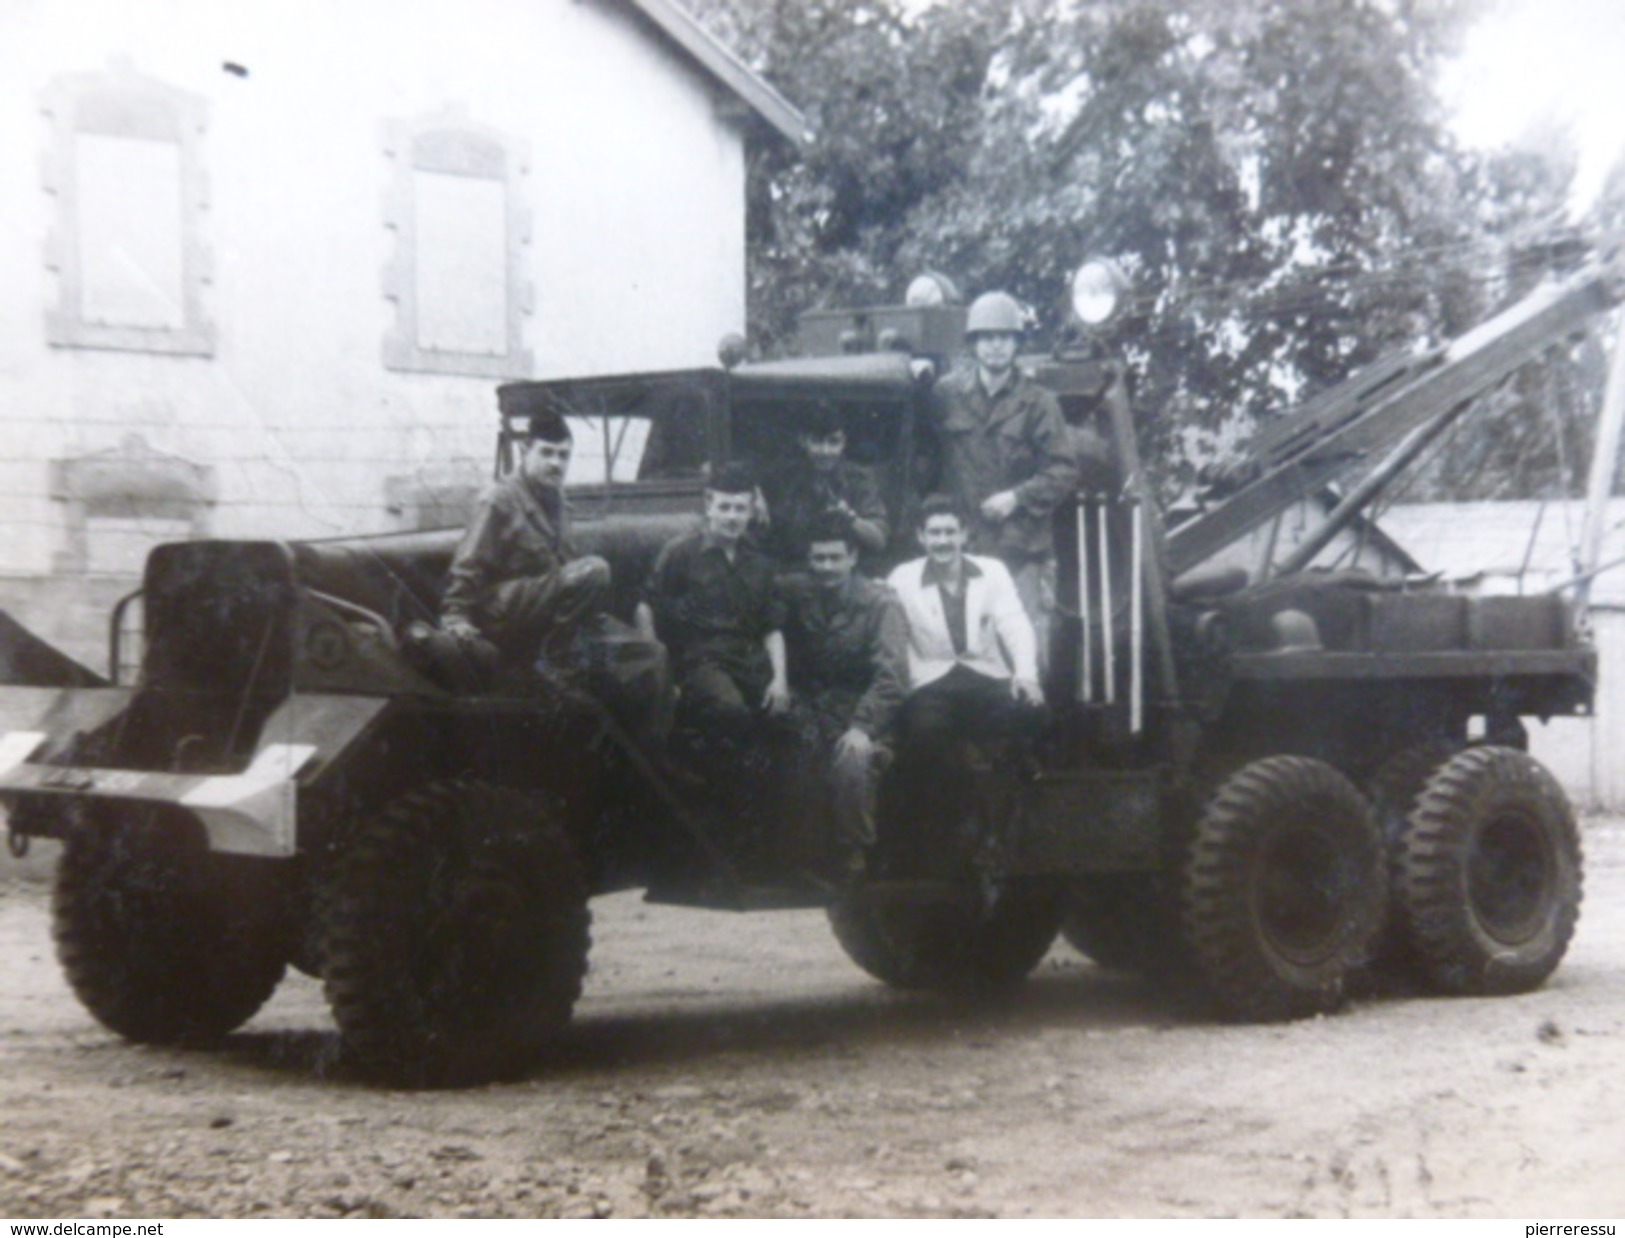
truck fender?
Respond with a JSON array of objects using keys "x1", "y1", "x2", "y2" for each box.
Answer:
[{"x1": 0, "y1": 608, "x2": 106, "y2": 688}]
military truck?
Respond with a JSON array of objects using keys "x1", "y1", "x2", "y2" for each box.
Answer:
[{"x1": 1, "y1": 256, "x2": 1614, "y2": 1086}]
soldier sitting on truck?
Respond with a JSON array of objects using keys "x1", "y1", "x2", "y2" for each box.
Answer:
[
  {"x1": 434, "y1": 409, "x2": 612, "y2": 677},
  {"x1": 637, "y1": 463, "x2": 790, "y2": 742},
  {"x1": 781, "y1": 512, "x2": 909, "y2": 885},
  {"x1": 757, "y1": 402, "x2": 888, "y2": 573}
]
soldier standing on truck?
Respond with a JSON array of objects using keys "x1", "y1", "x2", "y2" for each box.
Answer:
[
  {"x1": 929, "y1": 290, "x2": 1080, "y2": 656},
  {"x1": 781, "y1": 512, "x2": 909, "y2": 884},
  {"x1": 637, "y1": 463, "x2": 790, "y2": 742},
  {"x1": 758, "y1": 402, "x2": 888, "y2": 572},
  {"x1": 438, "y1": 409, "x2": 611, "y2": 672}
]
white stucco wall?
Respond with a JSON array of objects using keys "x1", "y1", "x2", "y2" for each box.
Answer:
[
  {"x1": 1572, "y1": 608, "x2": 1625, "y2": 810},
  {"x1": 0, "y1": 0, "x2": 750, "y2": 572}
]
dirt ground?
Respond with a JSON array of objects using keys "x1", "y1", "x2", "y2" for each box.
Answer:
[{"x1": 2, "y1": 820, "x2": 1623, "y2": 1221}]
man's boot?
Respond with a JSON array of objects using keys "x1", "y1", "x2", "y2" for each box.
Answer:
[{"x1": 402, "y1": 621, "x2": 499, "y2": 693}]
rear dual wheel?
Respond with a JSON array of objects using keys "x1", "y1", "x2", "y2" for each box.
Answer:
[
  {"x1": 1180, "y1": 756, "x2": 1385, "y2": 1021},
  {"x1": 1391, "y1": 746, "x2": 1581, "y2": 995}
]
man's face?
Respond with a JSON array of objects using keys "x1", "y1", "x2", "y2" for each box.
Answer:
[
  {"x1": 521, "y1": 437, "x2": 572, "y2": 489},
  {"x1": 918, "y1": 514, "x2": 968, "y2": 566},
  {"x1": 704, "y1": 489, "x2": 754, "y2": 544},
  {"x1": 799, "y1": 429, "x2": 846, "y2": 474},
  {"x1": 807, "y1": 537, "x2": 858, "y2": 589},
  {"x1": 972, "y1": 331, "x2": 1019, "y2": 375}
]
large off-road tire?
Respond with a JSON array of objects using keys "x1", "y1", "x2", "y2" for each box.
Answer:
[
  {"x1": 1363, "y1": 739, "x2": 1464, "y2": 972},
  {"x1": 827, "y1": 880, "x2": 1061, "y2": 993},
  {"x1": 1060, "y1": 875, "x2": 1170, "y2": 974},
  {"x1": 1392, "y1": 746, "x2": 1581, "y2": 996},
  {"x1": 1180, "y1": 756, "x2": 1385, "y2": 1021},
  {"x1": 1366, "y1": 740, "x2": 1464, "y2": 843},
  {"x1": 319, "y1": 781, "x2": 589, "y2": 1087},
  {"x1": 53, "y1": 811, "x2": 290, "y2": 1043}
]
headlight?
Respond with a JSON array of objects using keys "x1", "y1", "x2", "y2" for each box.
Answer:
[
  {"x1": 716, "y1": 332, "x2": 748, "y2": 369},
  {"x1": 1070, "y1": 259, "x2": 1128, "y2": 328},
  {"x1": 905, "y1": 270, "x2": 961, "y2": 308}
]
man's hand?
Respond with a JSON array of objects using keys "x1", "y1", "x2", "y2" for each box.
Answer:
[
  {"x1": 1010, "y1": 677, "x2": 1045, "y2": 706},
  {"x1": 763, "y1": 676, "x2": 792, "y2": 716},
  {"x1": 834, "y1": 727, "x2": 873, "y2": 763},
  {"x1": 442, "y1": 615, "x2": 480, "y2": 643},
  {"x1": 633, "y1": 602, "x2": 657, "y2": 642},
  {"x1": 981, "y1": 489, "x2": 1020, "y2": 521}
]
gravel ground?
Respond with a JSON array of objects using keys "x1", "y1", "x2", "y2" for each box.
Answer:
[{"x1": 2, "y1": 819, "x2": 1623, "y2": 1219}]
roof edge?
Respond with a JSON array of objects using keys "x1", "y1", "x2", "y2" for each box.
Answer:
[{"x1": 618, "y1": 0, "x2": 812, "y2": 149}]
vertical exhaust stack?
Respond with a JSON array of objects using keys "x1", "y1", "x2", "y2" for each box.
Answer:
[
  {"x1": 1130, "y1": 498, "x2": 1144, "y2": 735},
  {"x1": 1076, "y1": 503, "x2": 1093, "y2": 703}
]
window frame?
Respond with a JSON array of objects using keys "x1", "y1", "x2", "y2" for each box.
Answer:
[
  {"x1": 41, "y1": 61, "x2": 215, "y2": 356},
  {"x1": 381, "y1": 106, "x2": 534, "y2": 379}
]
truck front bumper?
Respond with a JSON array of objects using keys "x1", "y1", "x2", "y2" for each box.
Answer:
[
  {"x1": 1, "y1": 733, "x2": 317, "y2": 857},
  {"x1": 0, "y1": 690, "x2": 391, "y2": 859}
]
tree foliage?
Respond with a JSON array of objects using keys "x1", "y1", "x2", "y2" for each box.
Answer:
[{"x1": 695, "y1": 0, "x2": 1606, "y2": 499}]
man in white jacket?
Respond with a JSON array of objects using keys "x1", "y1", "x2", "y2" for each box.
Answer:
[
  {"x1": 887, "y1": 494, "x2": 1045, "y2": 711},
  {"x1": 885, "y1": 496, "x2": 1045, "y2": 852}
]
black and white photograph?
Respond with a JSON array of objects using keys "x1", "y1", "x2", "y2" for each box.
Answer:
[{"x1": 2, "y1": 0, "x2": 1623, "y2": 1220}]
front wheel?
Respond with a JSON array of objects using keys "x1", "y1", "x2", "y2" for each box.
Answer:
[
  {"x1": 1392, "y1": 747, "x2": 1581, "y2": 995},
  {"x1": 1180, "y1": 756, "x2": 1385, "y2": 1021},
  {"x1": 53, "y1": 809, "x2": 290, "y2": 1043},
  {"x1": 318, "y1": 781, "x2": 590, "y2": 1087},
  {"x1": 828, "y1": 880, "x2": 1061, "y2": 993}
]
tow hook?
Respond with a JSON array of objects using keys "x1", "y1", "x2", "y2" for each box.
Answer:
[{"x1": 6, "y1": 825, "x2": 28, "y2": 859}]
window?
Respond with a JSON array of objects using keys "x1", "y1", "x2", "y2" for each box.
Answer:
[
  {"x1": 382, "y1": 107, "x2": 533, "y2": 378},
  {"x1": 559, "y1": 386, "x2": 711, "y2": 493},
  {"x1": 50, "y1": 434, "x2": 216, "y2": 576},
  {"x1": 495, "y1": 373, "x2": 719, "y2": 518},
  {"x1": 42, "y1": 61, "x2": 214, "y2": 355}
]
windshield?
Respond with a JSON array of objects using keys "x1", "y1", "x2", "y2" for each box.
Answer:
[
  {"x1": 497, "y1": 372, "x2": 718, "y2": 497},
  {"x1": 562, "y1": 387, "x2": 710, "y2": 488}
]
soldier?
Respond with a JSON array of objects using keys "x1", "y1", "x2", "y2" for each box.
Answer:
[
  {"x1": 781, "y1": 512, "x2": 909, "y2": 883},
  {"x1": 928, "y1": 290, "x2": 1079, "y2": 653},
  {"x1": 758, "y1": 402, "x2": 888, "y2": 571},
  {"x1": 637, "y1": 463, "x2": 789, "y2": 739},
  {"x1": 437, "y1": 409, "x2": 610, "y2": 673}
]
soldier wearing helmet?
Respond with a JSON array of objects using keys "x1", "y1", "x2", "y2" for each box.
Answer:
[{"x1": 926, "y1": 290, "x2": 1079, "y2": 657}]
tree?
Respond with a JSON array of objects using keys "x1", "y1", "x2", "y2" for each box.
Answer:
[
  {"x1": 1405, "y1": 130, "x2": 1599, "y2": 503},
  {"x1": 691, "y1": 0, "x2": 1008, "y2": 348},
  {"x1": 697, "y1": 0, "x2": 1594, "y2": 499}
]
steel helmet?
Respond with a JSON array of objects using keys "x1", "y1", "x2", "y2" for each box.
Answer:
[{"x1": 965, "y1": 291, "x2": 1025, "y2": 336}]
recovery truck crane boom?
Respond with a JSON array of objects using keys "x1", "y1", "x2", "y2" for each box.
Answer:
[{"x1": 1166, "y1": 257, "x2": 1624, "y2": 578}]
